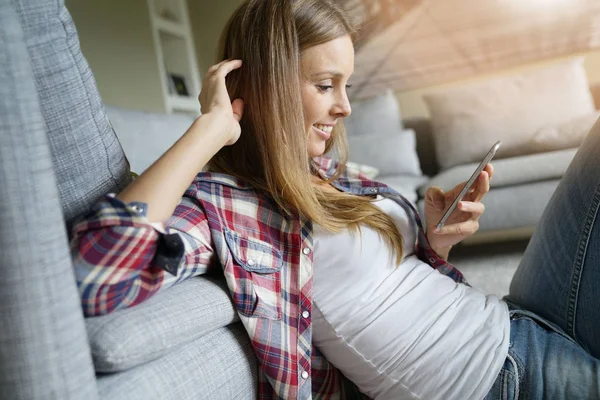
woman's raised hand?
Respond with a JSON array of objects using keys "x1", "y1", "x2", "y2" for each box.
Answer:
[
  {"x1": 423, "y1": 164, "x2": 494, "y2": 259},
  {"x1": 198, "y1": 59, "x2": 244, "y2": 146}
]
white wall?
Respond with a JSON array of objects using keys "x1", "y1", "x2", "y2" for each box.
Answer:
[
  {"x1": 188, "y1": 0, "x2": 243, "y2": 75},
  {"x1": 66, "y1": 0, "x2": 165, "y2": 113}
]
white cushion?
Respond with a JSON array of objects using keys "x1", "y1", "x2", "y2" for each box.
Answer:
[
  {"x1": 345, "y1": 161, "x2": 379, "y2": 179},
  {"x1": 347, "y1": 129, "x2": 422, "y2": 177},
  {"x1": 424, "y1": 58, "x2": 595, "y2": 169},
  {"x1": 530, "y1": 111, "x2": 600, "y2": 153}
]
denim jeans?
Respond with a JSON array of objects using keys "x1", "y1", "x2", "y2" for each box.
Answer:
[{"x1": 486, "y1": 123, "x2": 600, "y2": 399}]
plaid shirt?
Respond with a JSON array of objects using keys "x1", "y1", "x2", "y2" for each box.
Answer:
[{"x1": 72, "y1": 158, "x2": 467, "y2": 399}]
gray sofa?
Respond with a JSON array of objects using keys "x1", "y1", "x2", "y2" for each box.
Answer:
[
  {"x1": 0, "y1": 1, "x2": 256, "y2": 399},
  {"x1": 1, "y1": 1, "x2": 594, "y2": 399}
]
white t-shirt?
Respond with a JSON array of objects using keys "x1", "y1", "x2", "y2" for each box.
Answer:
[{"x1": 312, "y1": 197, "x2": 510, "y2": 400}]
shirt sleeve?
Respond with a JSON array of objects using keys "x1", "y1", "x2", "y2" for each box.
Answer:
[{"x1": 71, "y1": 194, "x2": 214, "y2": 316}]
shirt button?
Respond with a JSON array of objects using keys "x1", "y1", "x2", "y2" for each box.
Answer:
[
  {"x1": 302, "y1": 310, "x2": 310, "y2": 319},
  {"x1": 429, "y1": 257, "x2": 436, "y2": 263},
  {"x1": 303, "y1": 247, "x2": 311, "y2": 255},
  {"x1": 247, "y1": 259, "x2": 255, "y2": 266},
  {"x1": 301, "y1": 371, "x2": 309, "y2": 379}
]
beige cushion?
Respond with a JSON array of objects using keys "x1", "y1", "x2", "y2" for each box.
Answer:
[
  {"x1": 424, "y1": 58, "x2": 595, "y2": 169},
  {"x1": 530, "y1": 111, "x2": 600, "y2": 153}
]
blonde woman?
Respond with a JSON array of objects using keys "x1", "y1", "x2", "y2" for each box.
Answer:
[{"x1": 73, "y1": 0, "x2": 600, "y2": 398}]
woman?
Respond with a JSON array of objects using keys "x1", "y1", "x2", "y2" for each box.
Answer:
[{"x1": 72, "y1": 0, "x2": 600, "y2": 398}]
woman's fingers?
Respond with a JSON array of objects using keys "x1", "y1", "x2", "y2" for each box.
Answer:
[
  {"x1": 425, "y1": 186, "x2": 446, "y2": 211},
  {"x1": 458, "y1": 201, "x2": 485, "y2": 217},
  {"x1": 434, "y1": 219, "x2": 480, "y2": 236}
]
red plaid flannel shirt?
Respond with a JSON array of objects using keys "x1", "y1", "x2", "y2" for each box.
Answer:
[{"x1": 71, "y1": 158, "x2": 467, "y2": 399}]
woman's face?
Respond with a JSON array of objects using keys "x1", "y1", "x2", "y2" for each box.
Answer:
[{"x1": 300, "y1": 35, "x2": 354, "y2": 158}]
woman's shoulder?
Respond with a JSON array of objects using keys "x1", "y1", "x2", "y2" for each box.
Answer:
[{"x1": 191, "y1": 171, "x2": 255, "y2": 191}]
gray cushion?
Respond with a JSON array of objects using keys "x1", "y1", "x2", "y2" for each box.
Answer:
[
  {"x1": 419, "y1": 148, "x2": 577, "y2": 197},
  {"x1": 345, "y1": 89, "x2": 403, "y2": 136},
  {"x1": 97, "y1": 323, "x2": 257, "y2": 400},
  {"x1": 418, "y1": 180, "x2": 561, "y2": 233},
  {"x1": 86, "y1": 276, "x2": 238, "y2": 372},
  {"x1": 348, "y1": 128, "x2": 423, "y2": 177},
  {"x1": 19, "y1": 0, "x2": 130, "y2": 225},
  {"x1": 0, "y1": 1, "x2": 98, "y2": 398},
  {"x1": 106, "y1": 106, "x2": 195, "y2": 173}
]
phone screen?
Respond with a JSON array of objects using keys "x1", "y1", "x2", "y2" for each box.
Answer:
[{"x1": 436, "y1": 140, "x2": 502, "y2": 231}]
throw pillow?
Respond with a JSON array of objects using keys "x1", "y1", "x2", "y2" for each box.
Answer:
[
  {"x1": 424, "y1": 58, "x2": 596, "y2": 169},
  {"x1": 530, "y1": 111, "x2": 600, "y2": 152},
  {"x1": 345, "y1": 161, "x2": 380, "y2": 179},
  {"x1": 344, "y1": 89, "x2": 403, "y2": 137},
  {"x1": 347, "y1": 129, "x2": 422, "y2": 177}
]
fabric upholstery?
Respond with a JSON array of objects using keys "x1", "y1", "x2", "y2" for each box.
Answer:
[
  {"x1": 345, "y1": 89, "x2": 403, "y2": 136},
  {"x1": 16, "y1": 0, "x2": 130, "y2": 225},
  {"x1": 347, "y1": 128, "x2": 423, "y2": 177},
  {"x1": 418, "y1": 148, "x2": 577, "y2": 197},
  {"x1": 105, "y1": 106, "x2": 195, "y2": 174},
  {"x1": 424, "y1": 58, "x2": 595, "y2": 169},
  {"x1": 96, "y1": 323, "x2": 257, "y2": 400},
  {"x1": 530, "y1": 112, "x2": 600, "y2": 153},
  {"x1": 87, "y1": 275, "x2": 239, "y2": 372},
  {"x1": 0, "y1": 1, "x2": 98, "y2": 398}
]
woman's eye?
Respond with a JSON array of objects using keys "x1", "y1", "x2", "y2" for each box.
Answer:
[{"x1": 317, "y1": 85, "x2": 334, "y2": 92}]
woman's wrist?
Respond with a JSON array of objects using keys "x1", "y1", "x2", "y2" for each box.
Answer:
[{"x1": 430, "y1": 242, "x2": 452, "y2": 261}]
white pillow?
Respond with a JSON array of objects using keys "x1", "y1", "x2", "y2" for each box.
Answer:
[
  {"x1": 347, "y1": 129, "x2": 422, "y2": 177},
  {"x1": 345, "y1": 161, "x2": 379, "y2": 179},
  {"x1": 424, "y1": 58, "x2": 596, "y2": 169},
  {"x1": 530, "y1": 111, "x2": 600, "y2": 152}
]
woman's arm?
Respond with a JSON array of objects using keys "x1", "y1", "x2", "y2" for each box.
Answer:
[
  {"x1": 117, "y1": 59, "x2": 244, "y2": 222},
  {"x1": 72, "y1": 60, "x2": 244, "y2": 316}
]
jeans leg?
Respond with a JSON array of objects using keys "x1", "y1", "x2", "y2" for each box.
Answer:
[{"x1": 508, "y1": 119, "x2": 600, "y2": 357}]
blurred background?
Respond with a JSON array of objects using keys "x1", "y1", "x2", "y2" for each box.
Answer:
[
  {"x1": 65, "y1": 0, "x2": 600, "y2": 295},
  {"x1": 66, "y1": 0, "x2": 600, "y2": 118}
]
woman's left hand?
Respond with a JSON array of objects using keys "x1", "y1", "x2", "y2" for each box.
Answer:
[{"x1": 423, "y1": 164, "x2": 494, "y2": 259}]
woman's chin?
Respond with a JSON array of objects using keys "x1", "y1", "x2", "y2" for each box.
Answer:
[{"x1": 308, "y1": 143, "x2": 327, "y2": 158}]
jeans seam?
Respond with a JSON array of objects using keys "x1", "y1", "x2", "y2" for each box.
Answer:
[
  {"x1": 505, "y1": 353, "x2": 520, "y2": 400},
  {"x1": 567, "y1": 183, "x2": 600, "y2": 348}
]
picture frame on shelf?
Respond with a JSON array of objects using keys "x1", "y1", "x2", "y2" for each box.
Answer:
[{"x1": 168, "y1": 73, "x2": 189, "y2": 96}]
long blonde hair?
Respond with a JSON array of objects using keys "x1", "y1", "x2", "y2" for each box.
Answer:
[{"x1": 209, "y1": 0, "x2": 404, "y2": 264}]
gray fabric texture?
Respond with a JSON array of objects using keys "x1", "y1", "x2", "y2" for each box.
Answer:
[
  {"x1": 418, "y1": 148, "x2": 577, "y2": 197},
  {"x1": 105, "y1": 105, "x2": 195, "y2": 174},
  {"x1": 418, "y1": 180, "x2": 561, "y2": 233},
  {"x1": 97, "y1": 323, "x2": 257, "y2": 400},
  {"x1": 345, "y1": 89, "x2": 403, "y2": 136},
  {"x1": 0, "y1": 2, "x2": 98, "y2": 398},
  {"x1": 347, "y1": 128, "x2": 423, "y2": 177},
  {"x1": 87, "y1": 275, "x2": 239, "y2": 372},
  {"x1": 15, "y1": 0, "x2": 130, "y2": 226}
]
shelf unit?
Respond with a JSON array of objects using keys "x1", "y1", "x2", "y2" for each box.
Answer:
[{"x1": 148, "y1": 0, "x2": 201, "y2": 116}]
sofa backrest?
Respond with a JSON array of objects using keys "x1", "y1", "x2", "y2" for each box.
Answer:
[{"x1": 0, "y1": 1, "x2": 101, "y2": 398}]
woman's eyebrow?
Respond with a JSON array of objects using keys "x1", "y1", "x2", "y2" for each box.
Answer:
[{"x1": 311, "y1": 70, "x2": 344, "y2": 79}]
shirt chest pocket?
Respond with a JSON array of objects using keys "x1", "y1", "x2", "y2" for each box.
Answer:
[{"x1": 223, "y1": 228, "x2": 283, "y2": 320}]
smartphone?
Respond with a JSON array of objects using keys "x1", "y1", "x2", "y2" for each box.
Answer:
[{"x1": 436, "y1": 140, "x2": 502, "y2": 231}]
